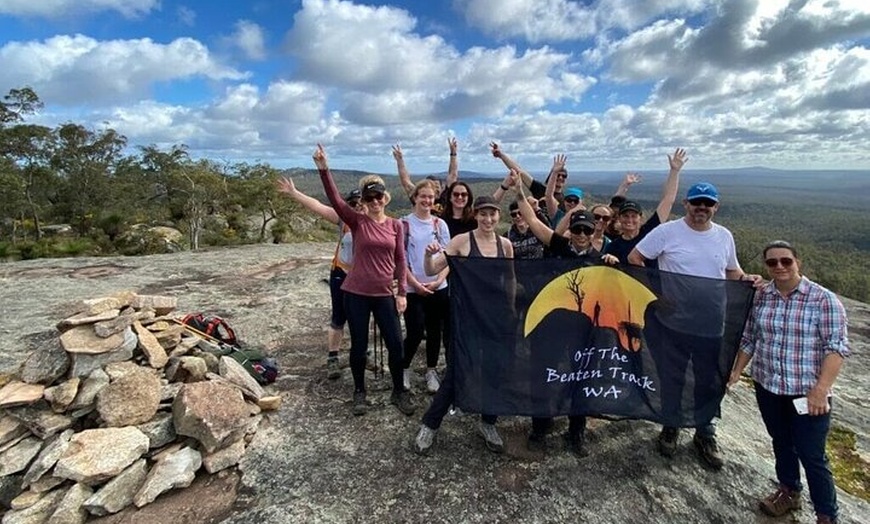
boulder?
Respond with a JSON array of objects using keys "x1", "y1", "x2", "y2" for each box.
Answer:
[
  {"x1": 77, "y1": 296, "x2": 124, "y2": 316},
  {"x1": 202, "y1": 437, "x2": 245, "y2": 474},
  {"x1": 133, "y1": 320, "x2": 169, "y2": 368},
  {"x1": 67, "y1": 333, "x2": 135, "y2": 378},
  {"x1": 133, "y1": 447, "x2": 202, "y2": 508},
  {"x1": 49, "y1": 482, "x2": 93, "y2": 524},
  {"x1": 96, "y1": 366, "x2": 161, "y2": 427},
  {"x1": 54, "y1": 427, "x2": 149, "y2": 485},
  {"x1": 68, "y1": 369, "x2": 109, "y2": 410},
  {"x1": 0, "y1": 485, "x2": 67, "y2": 524},
  {"x1": 60, "y1": 325, "x2": 133, "y2": 355},
  {"x1": 82, "y1": 458, "x2": 148, "y2": 516},
  {"x1": 0, "y1": 416, "x2": 29, "y2": 447},
  {"x1": 130, "y1": 294, "x2": 177, "y2": 315},
  {"x1": 136, "y1": 412, "x2": 176, "y2": 449},
  {"x1": 17, "y1": 341, "x2": 69, "y2": 385},
  {"x1": 219, "y1": 356, "x2": 265, "y2": 400},
  {"x1": 0, "y1": 436, "x2": 42, "y2": 476},
  {"x1": 5, "y1": 401, "x2": 73, "y2": 438},
  {"x1": 43, "y1": 378, "x2": 80, "y2": 413},
  {"x1": 0, "y1": 381, "x2": 45, "y2": 408},
  {"x1": 172, "y1": 381, "x2": 250, "y2": 452},
  {"x1": 22, "y1": 429, "x2": 74, "y2": 487},
  {"x1": 56, "y1": 308, "x2": 120, "y2": 330}
]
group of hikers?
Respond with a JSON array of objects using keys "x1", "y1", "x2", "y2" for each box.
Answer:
[{"x1": 277, "y1": 142, "x2": 850, "y2": 524}]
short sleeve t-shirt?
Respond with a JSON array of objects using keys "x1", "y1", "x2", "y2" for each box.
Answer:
[{"x1": 604, "y1": 213, "x2": 661, "y2": 266}]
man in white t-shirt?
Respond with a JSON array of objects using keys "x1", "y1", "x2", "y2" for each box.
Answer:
[{"x1": 628, "y1": 182, "x2": 760, "y2": 470}]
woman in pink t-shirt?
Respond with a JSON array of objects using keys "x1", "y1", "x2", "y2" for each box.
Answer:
[{"x1": 313, "y1": 144, "x2": 415, "y2": 418}]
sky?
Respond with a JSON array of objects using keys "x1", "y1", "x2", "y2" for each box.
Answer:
[{"x1": 1, "y1": 0, "x2": 869, "y2": 175}]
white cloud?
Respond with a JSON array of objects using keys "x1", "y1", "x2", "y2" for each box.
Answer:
[
  {"x1": 285, "y1": 0, "x2": 595, "y2": 125},
  {"x1": 229, "y1": 20, "x2": 267, "y2": 61},
  {"x1": 457, "y1": 0, "x2": 707, "y2": 42},
  {"x1": 0, "y1": 0, "x2": 158, "y2": 18},
  {"x1": 0, "y1": 35, "x2": 248, "y2": 105},
  {"x1": 177, "y1": 6, "x2": 197, "y2": 27}
]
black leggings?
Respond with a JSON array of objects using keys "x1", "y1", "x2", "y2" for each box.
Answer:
[
  {"x1": 403, "y1": 288, "x2": 450, "y2": 369},
  {"x1": 343, "y1": 292, "x2": 404, "y2": 393}
]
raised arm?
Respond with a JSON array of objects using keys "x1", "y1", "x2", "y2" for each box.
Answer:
[
  {"x1": 392, "y1": 144, "x2": 415, "y2": 197},
  {"x1": 313, "y1": 144, "x2": 357, "y2": 226},
  {"x1": 490, "y1": 142, "x2": 535, "y2": 189},
  {"x1": 492, "y1": 170, "x2": 515, "y2": 203},
  {"x1": 514, "y1": 171, "x2": 555, "y2": 246},
  {"x1": 445, "y1": 137, "x2": 459, "y2": 188},
  {"x1": 544, "y1": 154, "x2": 566, "y2": 218},
  {"x1": 614, "y1": 172, "x2": 641, "y2": 197},
  {"x1": 655, "y1": 148, "x2": 687, "y2": 222},
  {"x1": 276, "y1": 176, "x2": 340, "y2": 225}
]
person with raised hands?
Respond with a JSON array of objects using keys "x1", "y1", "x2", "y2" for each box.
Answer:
[
  {"x1": 602, "y1": 148, "x2": 688, "y2": 267},
  {"x1": 313, "y1": 144, "x2": 415, "y2": 418},
  {"x1": 276, "y1": 176, "x2": 361, "y2": 380},
  {"x1": 392, "y1": 138, "x2": 459, "y2": 215}
]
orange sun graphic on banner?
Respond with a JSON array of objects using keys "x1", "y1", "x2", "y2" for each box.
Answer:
[{"x1": 524, "y1": 266, "x2": 657, "y2": 351}]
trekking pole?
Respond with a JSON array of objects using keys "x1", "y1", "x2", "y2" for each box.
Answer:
[{"x1": 171, "y1": 318, "x2": 221, "y2": 344}]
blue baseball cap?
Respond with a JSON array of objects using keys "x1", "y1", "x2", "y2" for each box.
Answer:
[
  {"x1": 564, "y1": 187, "x2": 584, "y2": 200},
  {"x1": 686, "y1": 182, "x2": 719, "y2": 203}
]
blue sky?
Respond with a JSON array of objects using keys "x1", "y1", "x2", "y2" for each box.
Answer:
[{"x1": 1, "y1": 0, "x2": 869, "y2": 175}]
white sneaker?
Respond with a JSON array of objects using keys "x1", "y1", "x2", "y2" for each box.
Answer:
[
  {"x1": 479, "y1": 422, "x2": 504, "y2": 453},
  {"x1": 403, "y1": 369, "x2": 411, "y2": 391},
  {"x1": 425, "y1": 369, "x2": 440, "y2": 394},
  {"x1": 415, "y1": 425, "x2": 437, "y2": 454}
]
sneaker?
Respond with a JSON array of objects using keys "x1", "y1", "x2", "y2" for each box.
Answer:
[
  {"x1": 527, "y1": 432, "x2": 547, "y2": 453},
  {"x1": 425, "y1": 369, "x2": 440, "y2": 394},
  {"x1": 351, "y1": 391, "x2": 367, "y2": 416},
  {"x1": 448, "y1": 405, "x2": 465, "y2": 416},
  {"x1": 564, "y1": 431, "x2": 587, "y2": 458},
  {"x1": 414, "y1": 425, "x2": 437, "y2": 455},
  {"x1": 402, "y1": 369, "x2": 411, "y2": 391},
  {"x1": 657, "y1": 427, "x2": 680, "y2": 458},
  {"x1": 693, "y1": 433, "x2": 724, "y2": 470},
  {"x1": 479, "y1": 422, "x2": 504, "y2": 453},
  {"x1": 759, "y1": 486, "x2": 801, "y2": 517},
  {"x1": 326, "y1": 358, "x2": 340, "y2": 380},
  {"x1": 815, "y1": 515, "x2": 836, "y2": 524},
  {"x1": 390, "y1": 390, "x2": 416, "y2": 416}
]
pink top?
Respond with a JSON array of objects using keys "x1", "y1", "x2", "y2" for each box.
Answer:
[{"x1": 320, "y1": 169, "x2": 407, "y2": 297}]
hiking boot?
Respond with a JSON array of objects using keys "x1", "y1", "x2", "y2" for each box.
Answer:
[
  {"x1": 564, "y1": 431, "x2": 587, "y2": 458},
  {"x1": 425, "y1": 369, "x2": 440, "y2": 394},
  {"x1": 759, "y1": 486, "x2": 801, "y2": 517},
  {"x1": 415, "y1": 425, "x2": 437, "y2": 455},
  {"x1": 816, "y1": 514, "x2": 837, "y2": 524},
  {"x1": 351, "y1": 391, "x2": 367, "y2": 416},
  {"x1": 326, "y1": 358, "x2": 340, "y2": 380},
  {"x1": 693, "y1": 433, "x2": 724, "y2": 470},
  {"x1": 479, "y1": 422, "x2": 504, "y2": 453},
  {"x1": 390, "y1": 390, "x2": 416, "y2": 416},
  {"x1": 402, "y1": 369, "x2": 412, "y2": 391},
  {"x1": 657, "y1": 427, "x2": 680, "y2": 458},
  {"x1": 527, "y1": 432, "x2": 547, "y2": 453}
]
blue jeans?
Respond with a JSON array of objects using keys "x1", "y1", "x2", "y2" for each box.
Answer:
[{"x1": 755, "y1": 383, "x2": 837, "y2": 521}]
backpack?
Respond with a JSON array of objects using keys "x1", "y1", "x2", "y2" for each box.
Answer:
[{"x1": 180, "y1": 313, "x2": 278, "y2": 385}]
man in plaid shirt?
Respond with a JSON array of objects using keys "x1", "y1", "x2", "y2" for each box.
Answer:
[{"x1": 730, "y1": 240, "x2": 850, "y2": 524}]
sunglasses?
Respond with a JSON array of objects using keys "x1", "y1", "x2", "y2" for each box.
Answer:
[
  {"x1": 688, "y1": 198, "x2": 717, "y2": 208},
  {"x1": 362, "y1": 193, "x2": 385, "y2": 203},
  {"x1": 510, "y1": 211, "x2": 521, "y2": 218},
  {"x1": 564, "y1": 197, "x2": 580, "y2": 204},
  {"x1": 348, "y1": 199, "x2": 361, "y2": 207},
  {"x1": 764, "y1": 257, "x2": 795, "y2": 268},
  {"x1": 452, "y1": 192, "x2": 468, "y2": 199},
  {"x1": 570, "y1": 226, "x2": 595, "y2": 236},
  {"x1": 556, "y1": 173, "x2": 568, "y2": 180},
  {"x1": 593, "y1": 214, "x2": 611, "y2": 222}
]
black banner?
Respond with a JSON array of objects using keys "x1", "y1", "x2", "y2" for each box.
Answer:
[{"x1": 447, "y1": 257, "x2": 755, "y2": 427}]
